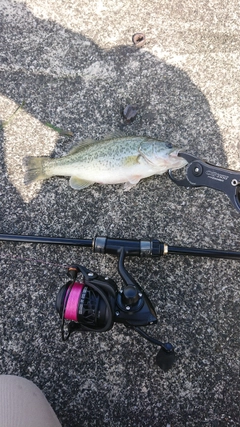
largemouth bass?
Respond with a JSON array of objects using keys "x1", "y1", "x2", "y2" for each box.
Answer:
[{"x1": 24, "y1": 134, "x2": 187, "y2": 190}]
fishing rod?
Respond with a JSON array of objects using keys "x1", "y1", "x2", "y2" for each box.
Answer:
[
  {"x1": 0, "y1": 233, "x2": 239, "y2": 370},
  {"x1": 1, "y1": 233, "x2": 240, "y2": 259}
]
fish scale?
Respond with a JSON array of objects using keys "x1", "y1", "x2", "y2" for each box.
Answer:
[{"x1": 24, "y1": 134, "x2": 187, "y2": 191}]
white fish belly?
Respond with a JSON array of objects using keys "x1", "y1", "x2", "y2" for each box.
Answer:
[{"x1": 48, "y1": 156, "x2": 176, "y2": 185}]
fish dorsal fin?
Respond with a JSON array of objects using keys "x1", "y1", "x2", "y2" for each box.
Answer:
[
  {"x1": 67, "y1": 131, "x2": 126, "y2": 155},
  {"x1": 101, "y1": 130, "x2": 126, "y2": 141},
  {"x1": 67, "y1": 138, "x2": 96, "y2": 155}
]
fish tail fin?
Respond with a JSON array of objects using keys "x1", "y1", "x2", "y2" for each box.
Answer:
[{"x1": 23, "y1": 156, "x2": 52, "y2": 185}]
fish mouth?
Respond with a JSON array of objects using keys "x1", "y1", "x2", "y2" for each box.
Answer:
[{"x1": 169, "y1": 150, "x2": 179, "y2": 158}]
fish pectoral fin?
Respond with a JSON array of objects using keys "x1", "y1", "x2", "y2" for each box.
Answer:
[
  {"x1": 138, "y1": 150, "x2": 155, "y2": 165},
  {"x1": 137, "y1": 154, "x2": 149, "y2": 165},
  {"x1": 69, "y1": 176, "x2": 94, "y2": 190}
]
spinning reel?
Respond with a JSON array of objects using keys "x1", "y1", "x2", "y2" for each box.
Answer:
[
  {"x1": 1, "y1": 233, "x2": 240, "y2": 370},
  {"x1": 56, "y1": 263, "x2": 174, "y2": 357},
  {"x1": 55, "y1": 239, "x2": 175, "y2": 370}
]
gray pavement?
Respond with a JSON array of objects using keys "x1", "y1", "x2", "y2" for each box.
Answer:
[{"x1": 0, "y1": 1, "x2": 239, "y2": 426}]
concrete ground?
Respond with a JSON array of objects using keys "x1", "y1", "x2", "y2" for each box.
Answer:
[{"x1": 0, "y1": 1, "x2": 239, "y2": 426}]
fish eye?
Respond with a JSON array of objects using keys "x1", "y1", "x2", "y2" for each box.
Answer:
[{"x1": 166, "y1": 142, "x2": 173, "y2": 149}]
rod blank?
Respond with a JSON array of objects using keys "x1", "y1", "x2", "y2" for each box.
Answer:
[
  {"x1": 0, "y1": 234, "x2": 92, "y2": 248},
  {"x1": 0, "y1": 233, "x2": 239, "y2": 261},
  {"x1": 167, "y1": 245, "x2": 240, "y2": 261}
]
